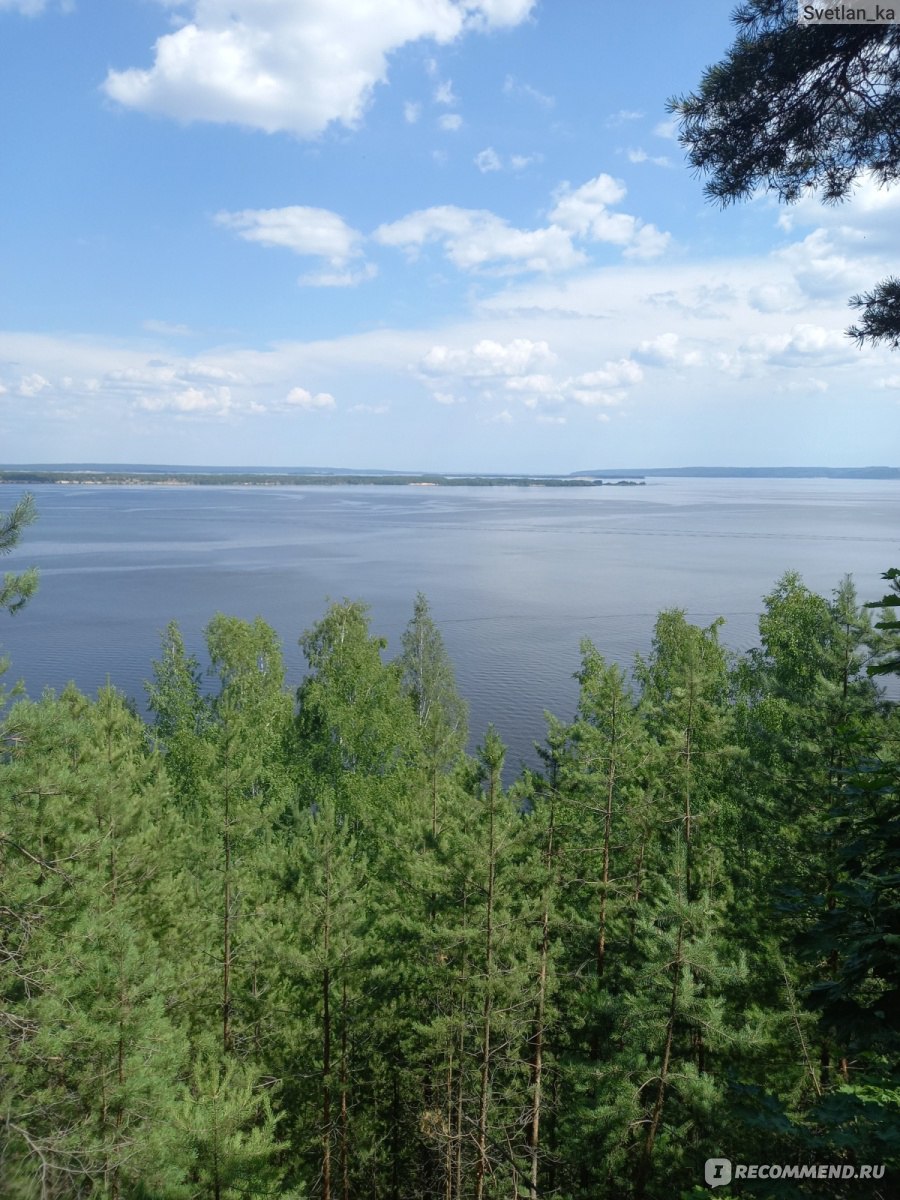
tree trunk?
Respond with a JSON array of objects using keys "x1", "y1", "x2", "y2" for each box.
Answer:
[
  {"x1": 475, "y1": 786, "x2": 496, "y2": 1200},
  {"x1": 638, "y1": 923, "x2": 684, "y2": 1197}
]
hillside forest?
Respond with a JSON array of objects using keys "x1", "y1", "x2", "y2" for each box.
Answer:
[{"x1": 1, "y1": 571, "x2": 899, "y2": 1199}]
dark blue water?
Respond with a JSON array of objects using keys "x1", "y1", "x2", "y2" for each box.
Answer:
[{"x1": 2, "y1": 480, "x2": 897, "y2": 769}]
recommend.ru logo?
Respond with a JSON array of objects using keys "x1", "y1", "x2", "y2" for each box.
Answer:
[{"x1": 705, "y1": 1159, "x2": 732, "y2": 1188}]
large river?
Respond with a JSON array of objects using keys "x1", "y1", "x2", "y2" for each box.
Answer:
[{"x1": 2, "y1": 479, "x2": 897, "y2": 769}]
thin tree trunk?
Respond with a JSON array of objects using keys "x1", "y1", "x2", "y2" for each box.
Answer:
[
  {"x1": 322, "y1": 854, "x2": 332, "y2": 1200},
  {"x1": 444, "y1": 1049, "x2": 454, "y2": 1200},
  {"x1": 222, "y1": 748, "x2": 232, "y2": 1056},
  {"x1": 340, "y1": 980, "x2": 349, "y2": 1200},
  {"x1": 529, "y1": 792, "x2": 555, "y2": 1199},
  {"x1": 598, "y1": 696, "x2": 618, "y2": 976},
  {"x1": 475, "y1": 788, "x2": 496, "y2": 1200},
  {"x1": 638, "y1": 923, "x2": 684, "y2": 1196}
]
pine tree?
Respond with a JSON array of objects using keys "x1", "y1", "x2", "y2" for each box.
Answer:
[
  {"x1": 1, "y1": 687, "x2": 188, "y2": 1198},
  {"x1": 399, "y1": 593, "x2": 468, "y2": 836}
]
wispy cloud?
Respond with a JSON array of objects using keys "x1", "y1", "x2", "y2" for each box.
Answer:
[
  {"x1": 605, "y1": 108, "x2": 643, "y2": 128},
  {"x1": 502, "y1": 74, "x2": 554, "y2": 108}
]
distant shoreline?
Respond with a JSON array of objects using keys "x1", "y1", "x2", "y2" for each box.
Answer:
[
  {"x1": 2, "y1": 464, "x2": 897, "y2": 484},
  {"x1": 0, "y1": 470, "x2": 644, "y2": 489}
]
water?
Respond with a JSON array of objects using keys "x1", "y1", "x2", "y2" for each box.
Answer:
[{"x1": 2, "y1": 480, "x2": 898, "y2": 769}]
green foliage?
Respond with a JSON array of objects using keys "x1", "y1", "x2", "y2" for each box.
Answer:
[
  {"x1": 0, "y1": 492, "x2": 38, "y2": 617},
  {"x1": 672, "y1": 2, "x2": 900, "y2": 347},
  {"x1": 3, "y1": 577, "x2": 899, "y2": 1198}
]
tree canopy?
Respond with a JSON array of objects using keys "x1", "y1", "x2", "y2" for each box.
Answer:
[{"x1": 671, "y1": 0, "x2": 900, "y2": 347}]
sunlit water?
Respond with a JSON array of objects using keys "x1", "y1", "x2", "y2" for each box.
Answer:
[{"x1": 2, "y1": 480, "x2": 897, "y2": 770}]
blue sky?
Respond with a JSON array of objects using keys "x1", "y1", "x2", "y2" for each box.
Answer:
[{"x1": 1, "y1": 0, "x2": 899, "y2": 471}]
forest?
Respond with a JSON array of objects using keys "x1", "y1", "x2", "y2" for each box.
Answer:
[{"x1": 1, "y1": 569, "x2": 899, "y2": 1199}]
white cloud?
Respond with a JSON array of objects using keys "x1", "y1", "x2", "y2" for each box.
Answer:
[
  {"x1": 279, "y1": 386, "x2": 336, "y2": 411},
  {"x1": 577, "y1": 359, "x2": 643, "y2": 387},
  {"x1": 605, "y1": 108, "x2": 642, "y2": 127},
  {"x1": 138, "y1": 385, "x2": 235, "y2": 417},
  {"x1": 633, "y1": 332, "x2": 701, "y2": 368},
  {"x1": 438, "y1": 112, "x2": 463, "y2": 131},
  {"x1": 376, "y1": 205, "x2": 585, "y2": 274},
  {"x1": 475, "y1": 147, "x2": 502, "y2": 173},
  {"x1": 375, "y1": 174, "x2": 669, "y2": 274},
  {"x1": 550, "y1": 174, "x2": 671, "y2": 259},
  {"x1": 420, "y1": 337, "x2": 642, "y2": 416},
  {"x1": 746, "y1": 282, "x2": 804, "y2": 314},
  {"x1": 143, "y1": 318, "x2": 193, "y2": 337},
  {"x1": 403, "y1": 100, "x2": 422, "y2": 123},
  {"x1": 299, "y1": 263, "x2": 378, "y2": 288},
  {"x1": 626, "y1": 147, "x2": 671, "y2": 168},
  {"x1": 778, "y1": 377, "x2": 829, "y2": 394},
  {"x1": 777, "y1": 173, "x2": 900, "y2": 239},
  {"x1": 0, "y1": 0, "x2": 49, "y2": 12},
  {"x1": 216, "y1": 205, "x2": 362, "y2": 264},
  {"x1": 423, "y1": 338, "x2": 556, "y2": 378},
  {"x1": 653, "y1": 116, "x2": 679, "y2": 141},
  {"x1": 105, "y1": 0, "x2": 535, "y2": 136},
  {"x1": 502, "y1": 74, "x2": 554, "y2": 108},
  {"x1": 745, "y1": 323, "x2": 854, "y2": 369},
  {"x1": 474, "y1": 148, "x2": 540, "y2": 172},
  {"x1": 19, "y1": 373, "x2": 51, "y2": 397},
  {"x1": 433, "y1": 79, "x2": 457, "y2": 105},
  {"x1": 625, "y1": 223, "x2": 671, "y2": 260}
]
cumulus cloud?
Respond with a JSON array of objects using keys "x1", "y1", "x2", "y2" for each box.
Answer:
[
  {"x1": 376, "y1": 205, "x2": 585, "y2": 273},
  {"x1": 278, "y1": 386, "x2": 336, "y2": 411},
  {"x1": 216, "y1": 205, "x2": 377, "y2": 285},
  {"x1": 138, "y1": 385, "x2": 235, "y2": 416},
  {"x1": 550, "y1": 175, "x2": 671, "y2": 259},
  {"x1": 19, "y1": 373, "x2": 51, "y2": 397},
  {"x1": 420, "y1": 337, "x2": 642, "y2": 416},
  {"x1": 375, "y1": 174, "x2": 669, "y2": 273},
  {"x1": 626, "y1": 147, "x2": 671, "y2": 168},
  {"x1": 217, "y1": 205, "x2": 362, "y2": 262},
  {"x1": 104, "y1": 0, "x2": 535, "y2": 137},
  {"x1": 474, "y1": 148, "x2": 539, "y2": 172},
  {"x1": 422, "y1": 338, "x2": 556, "y2": 378},
  {"x1": 433, "y1": 79, "x2": 457, "y2": 105},
  {"x1": 403, "y1": 100, "x2": 422, "y2": 123},
  {"x1": 633, "y1": 332, "x2": 702, "y2": 368},
  {"x1": 475, "y1": 147, "x2": 502, "y2": 173},
  {"x1": 438, "y1": 112, "x2": 463, "y2": 131},
  {"x1": 744, "y1": 323, "x2": 855, "y2": 369}
]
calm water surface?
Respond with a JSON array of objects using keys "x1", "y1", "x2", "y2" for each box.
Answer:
[{"x1": 2, "y1": 480, "x2": 898, "y2": 769}]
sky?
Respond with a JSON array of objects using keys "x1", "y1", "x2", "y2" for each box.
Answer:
[{"x1": 1, "y1": 0, "x2": 899, "y2": 472}]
